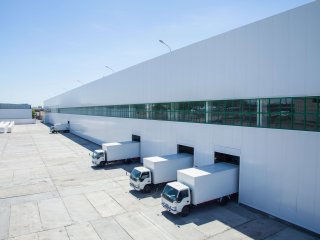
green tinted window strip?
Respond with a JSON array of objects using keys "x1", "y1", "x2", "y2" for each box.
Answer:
[{"x1": 46, "y1": 96, "x2": 320, "y2": 132}]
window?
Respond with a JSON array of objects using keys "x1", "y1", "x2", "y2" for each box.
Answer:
[
  {"x1": 177, "y1": 189, "x2": 189, "y2": 202},
  {"x1": 49, "y1": 96, "x2": 320, "y2": 132},
  {"x1": 208, "y1": 100, "x2": 225, "y2": 124},
  {"x1": 131, "y1": 104, "x2": 147, "y2": 119},
  {"x1": 140, "y1": 172, "x2": 149, "y2": 180},
  {"x1": 150, "y1": 103, "x2": 170, "y2": 120},
  {"x1": 279, "y1": 98, "x2": 293, "y2": 129},
  {"x1": 242, "y1": 100, "x2": 257, "y2": 127},
  {"x1": 293, "y1": 98, "x2": 305, "y2": 130}
]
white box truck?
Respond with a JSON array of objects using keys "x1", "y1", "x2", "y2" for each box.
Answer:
[
  {"x1": 91, "y1": 141, "x2": 140, "y2": 167},
  {"x1": 129, "y1": 153, "x2": 193, "y2": 193},
  {"x1": 161, "y1": 163, "x2": 239, "y2": 216},
  {"x1": 50, "y1": 123, "x2": 69, "y2": 133}
]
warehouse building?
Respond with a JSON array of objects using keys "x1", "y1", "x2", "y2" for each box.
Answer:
[
  {"x1": 44, "y1": 1, "x2": 320, "y2": 234},
  {"x1": 0, "y1": 103, "x2": 34, "y2": 124}
]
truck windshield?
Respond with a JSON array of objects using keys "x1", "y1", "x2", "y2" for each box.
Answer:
[
  {"x1": 162, "y1": 185, "x2": 178, "y2": 203},
  {"x1": 130, "y1": 169, "x2": 141, "y2": 181},
  {"x1": 92, "y1": 151, "x2": 103, "y2": 159}
]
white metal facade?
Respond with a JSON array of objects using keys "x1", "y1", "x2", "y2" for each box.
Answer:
[{"x1": 44, "y1": 2, "x2": 320, "y2": 233}]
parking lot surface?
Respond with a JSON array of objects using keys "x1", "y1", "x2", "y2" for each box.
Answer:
[{"x1": 0, "y1": 123, "x2": 318, "y2": 240}]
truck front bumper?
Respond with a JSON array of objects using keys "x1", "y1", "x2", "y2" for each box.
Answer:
[
  {"x1": 130, "y1": 181, "x2": 141, "y2": 191},
  {"x1": 161, "y1": 202, "x2": 178, "y2": 214},
  {"x1": 91, "y1": 159, "x2": 100, "y2": 166}
]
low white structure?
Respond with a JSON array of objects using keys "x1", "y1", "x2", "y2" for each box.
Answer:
[
  {"x1": 44, "y1": 1, "x2": 320, "y2": 234},
  {"x1": 0, "y1": 121, "x2": 15, "y2": 133},
  {"x1": 0, "y1": 103, "x2": 34, "y2": 124}
]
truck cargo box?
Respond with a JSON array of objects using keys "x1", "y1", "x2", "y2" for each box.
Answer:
[
  {"x1": 102, "y1": 141, "x2": 140, "y2": 162},
  {"x1": 177, "y1": 163, "x2": 239, "y2": 205},
  {"x1": 143, "y1": 153, "x2": 193, "y2": 184}
]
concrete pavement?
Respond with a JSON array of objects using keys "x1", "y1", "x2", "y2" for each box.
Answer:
[{"x1": 0, "y1": 123, "x2": 318, "y2": 240}]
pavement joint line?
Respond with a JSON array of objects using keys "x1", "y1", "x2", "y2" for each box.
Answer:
[
  {"x1": 112, "y1": 215, "x2": 135, "y2": 240},
  {"x1": 63, "y1": 226, "x2": 72, "y2": 240},
  {"x1": 36, "y1": 201, "x2": 44, "y2": 232},
  {"x1": 139, "y1": 211, "x2": 180, "y2": 240},
  {"x1": 107, "y1": 186, "x2": 133, "y2": 212},
  {"x1": 83, "y1": 192, "x2": 102, "y2": 218},
  {"x1": 86, "y1": 221, "x2": 103, "y2": 240},
  {"x1": 0, "y1": 185, "x2": 57, "y2": 201},
  {"x1": 7, "y1": 203, "x2": 12, "y2": 240}
]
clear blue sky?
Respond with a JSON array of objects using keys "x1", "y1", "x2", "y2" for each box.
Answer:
[{"x1": 0, "y1": 0, "x2": 313, "y2": 106}]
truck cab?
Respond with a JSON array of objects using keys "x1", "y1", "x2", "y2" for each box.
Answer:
[
  {"x1": 161, "y1": 181, "x2": 191, "y2": 216},
  {"x1": 91, "y1": 149, "x2": 105, "y2": 167},
  {"x1": 50, "y1": 123, "x2": 69, "y2": 133},
  {"x1": 130, "y1": 166, "x2": 152, "y2": 192}
]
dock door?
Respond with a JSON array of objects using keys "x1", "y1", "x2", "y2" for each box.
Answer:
[
  {"x1": 132, "y1": 135, "x2": 140, "y2": 142},
  {"x1": 132, "y1": 134, "x2": 141, "y2": 162},
  {"x1": 177, "y1": 144, "x2": 194, "y2": 155},
  {"x1": 214, "y1": 152, "x2": 239, "y2": 165}
]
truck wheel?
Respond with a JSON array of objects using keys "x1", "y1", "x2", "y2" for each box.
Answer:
[
  {"x1": 143, "y1": 184, "x2": 152, "y2": 193},
  {"x1": 181, "y1": 206, "x2": 190, "y2": 217},
  {"x1": 98, "y1": 161, "x2": 106, "y2": 167},
  {"x1": 218, "y1": 196, "x2": 228, "y2": 206}
]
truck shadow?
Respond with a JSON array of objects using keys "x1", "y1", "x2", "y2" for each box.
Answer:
[
  {"x1": 159, "y1": 201, "x2": 295, "y2": 240},
  {"x1": 59, "y1": 132, "x2": 100, "y2": 152},
  {"x1": 129, "y1": 184, "x2": 165, "y2": 200},
  {"x1": 91, "y1": 161, "x2": 141, "y2": 172},
  {"x1": 158, "y1": 202, "x2": 244, "y2": 237},
  {"x1": 161, "y1": 201, "x2": 238, "y2": 226}
]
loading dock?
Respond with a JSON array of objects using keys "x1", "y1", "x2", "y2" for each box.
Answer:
[
  {"x1": 132, "y1": 134, "x2": 141, "y2": 142},
  {"x1": 214, "y1": 152, "x2": 239, "y2": 165},
  {"x1": 177, "y1": 144, "x2": 194, "y2": 155}
]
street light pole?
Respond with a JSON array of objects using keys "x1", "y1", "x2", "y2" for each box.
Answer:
[
  {"x1": 159, "y1": 40, "x2": 172, "y2": 52},
  {"x1": 105, "y1": 66, "x2": 115, "y2": 73},
  {"x1": 76, "y1": 80, "x2": 84, "y2": 85}
]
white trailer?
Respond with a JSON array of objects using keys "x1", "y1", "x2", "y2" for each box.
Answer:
[
  {"x1": 0, "y1": 121, "x2": 10, "y2": 133},
  {"x1": 161, "y1": 163, "x2": 239, "y2": 216},
  {"x1": 50, "y1": 123, "x2": 69, "y2": 133},
  {"x1": 130, "y1": 153, "x2": 193, "y2": 192},
  {"x1": 91, "y1": 141, "x2": 140, "y2": 167}
]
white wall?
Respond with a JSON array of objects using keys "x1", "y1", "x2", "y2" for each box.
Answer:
[
  {"x1": 0, "y1": 119, "x2": 36, "y2": 124},
  {"x1": 0, "y1": 109, "x2": 32, "y2": 119},
  {"x1": 44, "y1": 1, "x2": 320, "y2": 108},
  {"x1": 44, "y1": 1, "x2": 320, "y2": 234}
]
